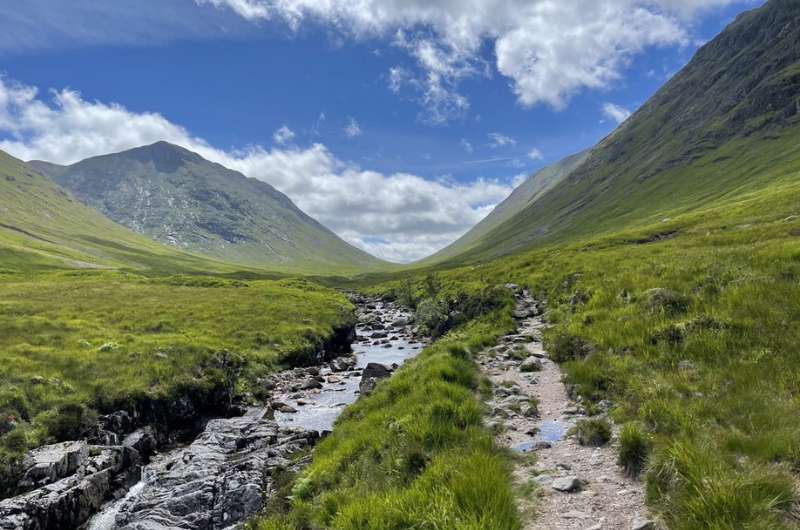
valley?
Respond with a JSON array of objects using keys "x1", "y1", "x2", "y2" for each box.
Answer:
[{"x1": 1, "y1": 1, "x2": 799, "y2": 529}]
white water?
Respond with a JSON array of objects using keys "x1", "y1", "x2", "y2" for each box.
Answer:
[{"x1": 86, "y1": 466, "x2": 150, "y2": 530}]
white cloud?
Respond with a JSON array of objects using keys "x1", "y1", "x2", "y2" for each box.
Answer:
[
  {"x1": 460, "y1": 138, "x2": 474, "y2": 154},
  {"x1": 528, "y1": 147, "x2": 543, "y2": 161},
  {"x1": 488, "y1": 132, "x2": 516, "y2": 148},
  {"x1": 603, "y1": 102, "x2": 633, "y2": 124},
  {"x1": 0, "y1": 77, "x2": 511, "y2": 263},
  {"x1": 272, "y1": 125, "x2": 295, "y2": 144},
  {"x1": 197, "y1": 0, "x2": 751, "y2": 115},
  {"x1": 343, "y1": 117, "x2": 362, "y2": 138}
]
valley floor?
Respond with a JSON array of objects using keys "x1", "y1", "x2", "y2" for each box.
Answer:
[{"x1": 480, "y1": 291, "x2": 652, "y2": 529}]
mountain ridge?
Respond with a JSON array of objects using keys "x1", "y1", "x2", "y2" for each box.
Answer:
[
  {"x1": 435, "y1": 0, "x2": 800, "y2": 264},
  {"x1": 31, "y1": 142, "x2": 391, "y2": 274}
]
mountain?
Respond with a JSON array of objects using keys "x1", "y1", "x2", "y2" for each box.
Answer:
[
  {"x1": 30, "y1": 142, "x2": 390, "y2": 274},
  {"x1": 0, "y1": 149, "x2": 233, "y2": 273},
  {"x1": 438, "y1": 0, "x2": 800, "y2": 264},
  {"x1": 423, "y1": 149, "x2": 589, "y2": 264}
]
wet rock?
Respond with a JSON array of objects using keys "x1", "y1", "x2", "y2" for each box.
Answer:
[
  {"x1": 552, "y1": 476, "x2": 582, "y2": 493},
  {"x1": 271, "y1": 402, "x2": 297, "y2": 414},
  {"x1": 359, "y1": 363, "x2": 392, "y2": 395},
  {"x1": 122, "y1": 427, "x2": 157, "y2": 460},
  {"x1": 631, "y1": 520, "x2": 657, "y2": 530},
  {"x1": 111, "y1": 413, "x2": 317, "y2": 530},
  {"x1": 331, "y1": 356, "x2": 356, "y2": 372},
  {"x1": 301, "y1": 379, "x2": 323, "y2": 390}
]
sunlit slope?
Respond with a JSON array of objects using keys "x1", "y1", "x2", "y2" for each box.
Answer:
[
  {"x1": 0, "y1": 149, "x2": 234, "y2": 273},
  {"x1": 422, "y1": 149, "x2": 589, "y2": 265},
  {"x1": 32, "y1": 142, "x2": 392, "y2": 275},
  {"x1": 441, "y1": 0, "x2": 800, "y2": 264}
]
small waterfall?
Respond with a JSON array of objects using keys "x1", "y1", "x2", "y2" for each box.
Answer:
[{"x1": 86, "y1": 465, "x2": 150, "y2": 530}]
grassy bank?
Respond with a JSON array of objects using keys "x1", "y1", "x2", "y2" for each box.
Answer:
[
  {"x1": 0, "y1": 270, "x2": 354, "y2": 493},
  {"x1": 390, "y1": 175, "x2": 800, "y2": 528},
  {"x1": 250, "y1": 291, "x2": 522, "y2": 530}
]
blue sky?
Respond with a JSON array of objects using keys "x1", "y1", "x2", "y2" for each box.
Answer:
[{"x1": 0, "y1": 0, "x2": 763, "y2": 261}]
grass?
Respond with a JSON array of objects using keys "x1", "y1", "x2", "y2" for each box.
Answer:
[
  {"x1": 570, "y1": 418, "x2": 612, "y2": 447},
  {"x1": 343, "y1": 143, "x2": 800, "y2": 528},
  {"x1": 0, "y1": 270, "x2": 354, "y2": 495},
  {"x1": 249, "y1": 293, "x2": 522, "y2": 530}
]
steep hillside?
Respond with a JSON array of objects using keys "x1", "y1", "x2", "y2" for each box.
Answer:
[
  {"x1": 443, "y1": 0, "x2": 800, "y2": 264},
  {"x1": 424, "y1": 149, "x2": 589, "y2": 264},
  {"x1": 31, "y1": 142, "x2": 390, "y2": 274},
  {"x1": 0, "y1": 149, "x2": 231, "y2": 273}
]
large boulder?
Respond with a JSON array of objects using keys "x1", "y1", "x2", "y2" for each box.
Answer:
[{"x1": 359, "y1": 363, "x2": 393, "y2": 395}]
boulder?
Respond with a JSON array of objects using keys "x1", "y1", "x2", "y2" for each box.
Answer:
[
  {"x1": 520, "y1": 357, "x2": 544, "y2": 373},
  {"x1": 359, "y1": 363, "x2": 393, "y2": 395},
  {"x1": 270, "y1": 402, "x2": 297, "y2": 414}
]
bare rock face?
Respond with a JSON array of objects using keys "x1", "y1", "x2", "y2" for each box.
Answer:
[
  {"x1": 0, "y1": 443, "x2": 140, "y2": 530},
  {"x1": 17, "y1": 441, "x2": 88, "y2": 490},
  {"x1": 111, "y1": 411, "x2": 317, "y2": 530}
]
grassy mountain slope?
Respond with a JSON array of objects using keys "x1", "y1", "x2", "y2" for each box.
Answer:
[
  {"x1": 443, "y1": 0, "x2": 800, "y2": 264},
  {"x1": 0, "y1": 149, "x2": 233, "y2": 274},
  {"x1": 31, "y1": 142, "x2": 390, "y2": 275},
  {"x1": 423, "y1": 149, "x2": 589, "y2": 264},
  {"x1": 253, "y1": 3, "x2": 800, "y2": 529}
]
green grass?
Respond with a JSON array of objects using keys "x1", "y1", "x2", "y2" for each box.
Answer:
[
  {"x1": 373, "y1": 168, "x2": 800, "y2": 527},
  {"x1": 0, "y1": 270, "x2": 354, "y2": 494},
  {"x1": 249, "y1": 298, "x2": 522, "y2": 530}
]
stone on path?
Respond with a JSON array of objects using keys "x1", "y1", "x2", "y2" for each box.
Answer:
[
  {"x1": 520, "y1": 357, "x2": 544, "y2": 372},
  {"x1": 552, "y1": 476, "x2": 582, "y2": 493}
]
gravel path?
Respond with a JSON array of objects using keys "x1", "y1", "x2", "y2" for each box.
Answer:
[{"x1": 479, "y1": 289, "x2": 654, "y2": 530}]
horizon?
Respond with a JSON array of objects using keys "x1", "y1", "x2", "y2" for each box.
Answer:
[{"x1": 0, "y1": 0, "x2": 764, "y2": 262}]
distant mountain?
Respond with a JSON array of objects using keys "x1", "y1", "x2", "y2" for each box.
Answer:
[
  {"x1": 31, "y1": 142, "x2": 390, "y2": 274},
  {"x1": 423, "y1": 149, "x2": 589, "y2": 264},
  {"x1": 437, "y1": 0, "x2": 800, "y2": 264},
  {"x1": 0, "y1": 149, "x2": 228, "y2": 272}
]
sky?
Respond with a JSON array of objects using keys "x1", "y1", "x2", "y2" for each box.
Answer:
[{"x1": 0, "y1": 0, "x2": 764, "y2": 262}]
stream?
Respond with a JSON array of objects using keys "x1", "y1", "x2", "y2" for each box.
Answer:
[{"x1": 84, "y1": 299, "x2": 421, "y2": 530}]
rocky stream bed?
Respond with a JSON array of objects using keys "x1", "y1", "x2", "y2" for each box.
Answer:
[{"x1": 0, "y1": 298, "x2": 422, "y2": 530}]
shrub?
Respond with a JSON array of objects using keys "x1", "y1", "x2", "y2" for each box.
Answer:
[
  {"x1": 571, "y1": 417, "x2": 612, "y2": 447},
  {"x1": 618, "y1": 422, "x2": 650, "y2": 476},
  {"x1": 547, "y1": 331, "x2": 596, "y2": 363},
  {"x1": 40, "y1": 403, "x2": 96, "y2": 441},
  {"x1": 416, "y1": 298, "x2": 451, "y2": 338}
]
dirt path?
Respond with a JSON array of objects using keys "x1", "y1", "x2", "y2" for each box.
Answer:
[{"x1": 478, "y1": 288, "x2": 654, "y2": 530}]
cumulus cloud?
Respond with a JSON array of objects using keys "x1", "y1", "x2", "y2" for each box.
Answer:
[
  {"x1": 272, "y1": 125, "x2": 295, "y2": 144},
  {"x1": 343, "y1": 117, "x2": 362, "y2": 138},
  {"x1": 528, "y1": 147, "x2": 543, "y2": 161},
  {"x1": 488, "y1": 132, "x2": 516, "y2": 148},
  {"x1": 197, "y1": 0, "x2": 750, "y2": 115},
  {"x1": 603, "y1": 103, "x2": 633, "y2": 124},
  {"x1": 0, "y1": 77, "x2": 510, "y2": 263}
]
